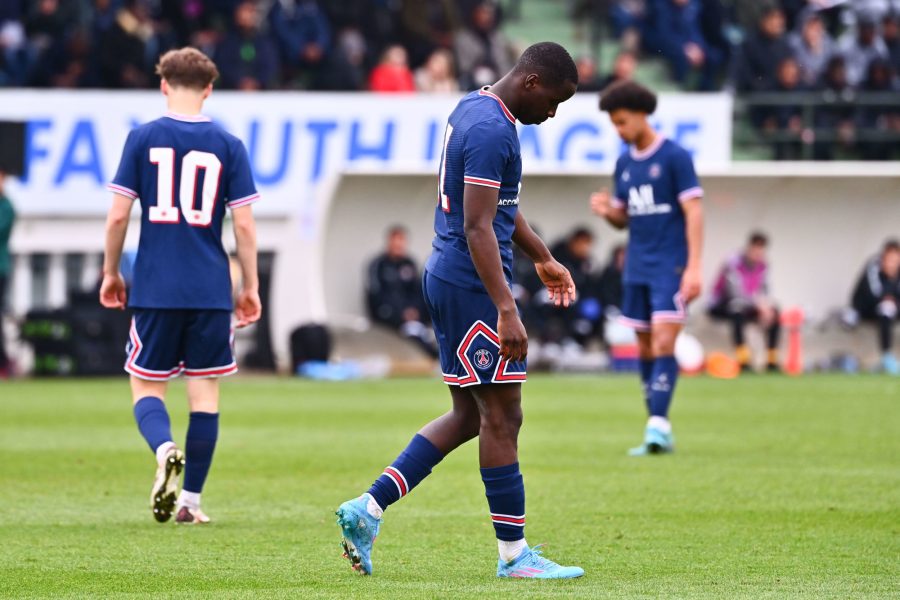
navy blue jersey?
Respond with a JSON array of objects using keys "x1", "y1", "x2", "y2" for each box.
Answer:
[
  {"x1": 611, "y1": 137, "x2": 702, "y2": 284},
  {"x1": 425, "y1": 88, "x2": 522, "y2": 292},
  {"x1": 108, "y1": 113, "x2": 259, "y2": 310}
]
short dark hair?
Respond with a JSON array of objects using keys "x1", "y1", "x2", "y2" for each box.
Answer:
[
  {"x1": 513, "y1": 41, "x2": 578, "y2": 88},
  {"x1": 570, "y1": 227, "x2": 594, "y2": 242},
  {"x1": 599, "y1": 80, "x2": 657, "y2": 114},
  {"x1": 749, "y1": 231, "x2": 769, "y2": 247},
  {"x1": 883, "y1": 239, "x2": 900, "y2": 254}
]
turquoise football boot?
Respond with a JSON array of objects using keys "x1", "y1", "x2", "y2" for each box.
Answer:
[
  {"x1": 628, "y1": 425, "x2": 675, "y2": 456},
  {"x1": 336, "y1": 493, "x2": 382, "y2": 575},
  {"x1": 881, "y1": 353, "x2": 900, "y2": 375},
  {"x1": 497, "y1": 544, "x2": 584, "y2": 579}
]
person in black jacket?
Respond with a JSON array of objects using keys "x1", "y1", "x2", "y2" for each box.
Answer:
[
  {"x1": 733, "y1": 4, "x2": 791, "y2": 93},
  {"x1": 366, "y1": 225, "x2": 437, "y2": 357},
  {"x1": 851, "y1": 239, "x2": 900, "y2": 374}
]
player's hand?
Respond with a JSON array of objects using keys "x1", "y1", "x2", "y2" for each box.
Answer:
[
  {"x1": 535, "y1": 259, "x2": 577, "y2": 308},
  {"x1": 680, "y1": 266, "x2": 703, "y2": 305},
  {"x1": 497, "y1": 308, "x2": 528, "y2": 363},
  {"x1": 99, "y1": 273, "x2": 127, "y2": 310},
  {"x1": 234, "y1": 288, "x2": 262, "y2": 328},
  {"x1": 590, "y1": 188, "x2": 612, "y2": 218}
]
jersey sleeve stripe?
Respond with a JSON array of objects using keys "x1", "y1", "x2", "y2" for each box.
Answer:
[
  {"x1": 464, "y1": 176, "x2": 502, "y2": 189},
  {"x1": 107, "y1": 183, "x2": 138, "y2": 200},
  {"x1": 227, "y1": 192, "x2": 261, "y2": 208},
  {"x1": 678, "y1": 187, "x2": 704, "y2": 202}
]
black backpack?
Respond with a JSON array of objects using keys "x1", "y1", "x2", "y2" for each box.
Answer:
[{"x1": 290, "y1": 323, "x2": 332, "y2": 370}]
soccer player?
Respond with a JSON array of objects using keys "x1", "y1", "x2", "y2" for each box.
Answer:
[
  {"x1": 335, "y1": 42, "x2": 584, "y2": 579},
  {"x1": 591, "y1": 80, "x2": 704, "y2": 455},
  {"x1": 100, "y1": 48, "x2": 261, "y2": 524}
]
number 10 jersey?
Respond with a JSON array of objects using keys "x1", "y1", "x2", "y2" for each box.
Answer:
[{"x1": 108, "y1": 112, "x2": 259, "y2": 310}]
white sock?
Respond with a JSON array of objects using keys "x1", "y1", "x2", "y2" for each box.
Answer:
[
  {"x1": 155, "y1": 441, "x2": 176, "y2": 466},
  {"x1": 177, "y1": 490, "x2": 201, "y2": 510},
  {"x1": 498, "y1": 538, "x2": 528, "y2": 563},
  {"x1": 364, "y1": 494, "x2": 384, "y2": 519},
  {"x1": 648, "y1": 416, "x2": 672, "y2": 434}
]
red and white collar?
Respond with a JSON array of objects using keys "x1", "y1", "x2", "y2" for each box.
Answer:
[
  {"x1": 630, "y1": 134, "x2": 665, "y2": 161},
  {"x1": 164, "y1": 111, "x2": 211, "y2": 123},
  {"x1": 478, "y1": 87, "x2": 516, "y2": 124}
]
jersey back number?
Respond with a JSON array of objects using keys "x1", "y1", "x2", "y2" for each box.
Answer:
[{"x1": 148, "y1": 148, "x2": 222, "y2": 227}]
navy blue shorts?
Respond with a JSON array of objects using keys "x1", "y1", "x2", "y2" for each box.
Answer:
[
  {"x1": 423, "y1": 271, "x2": 526, "y2": 387},
  {"x1": 621, "y1": 279, "x2": 686, "y2": 332},
  {"x1": 125, "y1": 309, "x2": 236, "y2": 381}
]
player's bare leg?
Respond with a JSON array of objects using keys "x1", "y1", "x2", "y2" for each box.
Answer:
[
  {"x1": 418, "y1": 386, "x2": 482, "y2": 454},
  {"x1": 175, "y1": 378, "x2": 221, "y2": 524},
  {"x1": 130, "y1": 376, "x2": 184, "y2": 522},
  {"x1": 630, "y1": 322, "x2": 682, "y2": 456}
]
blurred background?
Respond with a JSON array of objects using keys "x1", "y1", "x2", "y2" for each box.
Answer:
[{"x1": 0, "y1": 0, "x2": 898, "y2": 381}]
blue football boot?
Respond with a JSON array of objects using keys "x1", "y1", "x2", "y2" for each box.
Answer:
[
  {"x1": 336, "y1": 493, "x2": 382, "y2": 575},
  {"x1": 628, "y1": 425, "x2": 675, "y2": 456},
  {"x1": 497, "y1": 544, "x2": 584, "y2": 579}
]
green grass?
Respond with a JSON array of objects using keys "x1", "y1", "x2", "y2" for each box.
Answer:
[{"x1": 1, "y1": 375, "x2": 898, "y2": 598}]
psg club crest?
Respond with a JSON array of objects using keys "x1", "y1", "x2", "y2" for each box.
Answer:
[
  {"x1": 649, "y1": 163, "x2": 661, "y2": 179},
  {"x1": 474, "y1": 348, "x2": 494, "y2": 370}
]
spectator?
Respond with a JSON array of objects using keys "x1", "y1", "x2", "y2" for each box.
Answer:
[
  {"x1": 97, "y1": 0, "x2": 157, "y2": 88},
  {"x1": 597, "y1": 243, "x2": 625, "y2": 345},
  {"x1": 574, "y1": 55, "x2": 606, "y2": 93},
  {"x1": 399, "y1": 0, "x2": 460, "y2": 68},
  {"x1": 315, "y1": 27, "x2": 367, "y2": 90},
  {"x1": 762, "y1": 56, "x2": 809, "y2": 160},
  {"x1": 365, "y1": 226, "x2": 436, "y2": 357},
  {"x1": 883, "y1": 12, "x2": 900, "y2": 74},
  {"x1": 0, "y1": 14, "x2": 29, "y2": 86},
  {"x1": 813, "y1": 55, "x2": 856, "y2": 160},
  {"x1": 0, "y1": 170, "x2": 14, "y2": 378},
  {"x1": 414, "y1": 48, "x2": 459, "y2": 92},
  {"x1": 644, "y1": 0, "x2": 724, "y2": 91},
  {"x1": 598, "y1": 50, "x2": 637, "y2": 90},
  {"x1": 789, "y1": 9, "x2": 835, "y2": 87},
  {"x1": 610, "y1": 0, "x2": 647, "y2": 51},
  {"x1": 545, "y1": 228, "x2": 602, "y2": 347},
  {"x1": 708, "y1": 232, "x2": 782, "y2": 373},
  {"x1": 734, "y1": 4, "x2": 791, "y2": 92},
  {"x1": 850, "y1": 239, "x2": 900, "y2": 374},
  {"x1": 368, "y1": 44, "x2": 415, "y2": 92},
  {"x1": 697, "y1": 0, "x2": 731, "y2": 83},
  {"x1": 598, "y1": 244, "x2": 625, "y2": 315},
  {"x1": 838, "y1": 11, "x2": 888, "y2": 87},
  {"x1": 269, "y1": 0, "x2": 331, "y2": 86},
  {"x1": 858, "y1": 57, "x2": 899, "y2": 160},
  {"x1": 454, "y1": 1, "x2": 515, "y2": 90},
  {"x1": 215, "y1": 1, "x2": 280, "y2": 90}
]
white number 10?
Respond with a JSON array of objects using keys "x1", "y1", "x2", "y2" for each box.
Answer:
[{"x1": 149, "y1": 148, "x2": 222, "y2": 227}]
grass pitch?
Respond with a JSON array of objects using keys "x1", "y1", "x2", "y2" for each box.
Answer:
[{"x1": 0, "y1": 374, "x2": 897, "y2": 599}]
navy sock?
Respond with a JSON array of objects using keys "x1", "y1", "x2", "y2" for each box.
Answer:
[
  {"x1": 133, "y1": 397, "x2": 173, "y2": 452},
  {"x1": 649, "y1": 356, "x2": 679, "y2": 418},
  {"x1": 183, "y1": 412, "x2": 219, "y2": 493},
  {"x1": 639, "y1": 359, "x2": 655, "y2": 413},
  {"x1": 481, "y1": 462, "x2": 525, "y2": 542},
  {"x1": 367, "y1": 434, "x2": 444, "y2": 511}
]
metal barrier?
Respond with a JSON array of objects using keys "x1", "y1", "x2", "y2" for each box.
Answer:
[{"x1": 735, "y1": 91, "x2": 900, "y2": 160}]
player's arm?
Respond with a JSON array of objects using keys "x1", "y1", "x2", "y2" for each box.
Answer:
[
  {"x1": 590, "y1": 188, "x2": 628, "y2": 229},
  {"x1": 512, "y1": 210, "x2": 576, "y2": 307},
  {"x1": 231, "y1": 205, "x2": 261, "y2": 328},
  {"x1": 464, "y1": 183, "x2": 527, "y2": 362},
  {"x1": 680, "y1": 197, "x2": 704, "y2": 303},
  {"x1": 99, "y1": 194, "x2": 133, "y2": 310}
]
